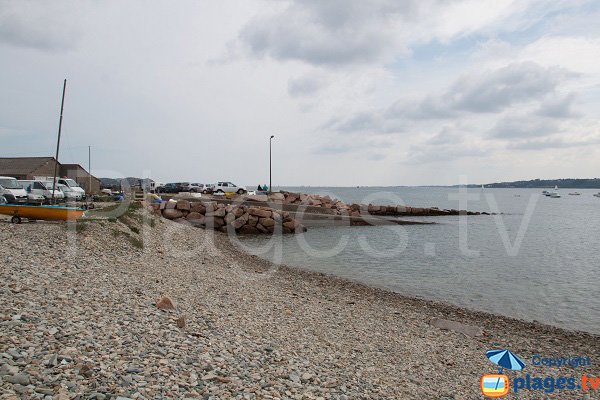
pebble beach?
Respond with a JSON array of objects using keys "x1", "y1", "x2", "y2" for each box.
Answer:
[{"x1": 1, "y1": 207, "x2": 599, "y2": 399}]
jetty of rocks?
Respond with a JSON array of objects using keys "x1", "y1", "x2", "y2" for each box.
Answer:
[{"x1": 151, "y1": 199, "x2": 307, "y2": 234}]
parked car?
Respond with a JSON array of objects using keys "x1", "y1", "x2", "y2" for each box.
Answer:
[
  {"x1": 187, "y1": 183, "x2": 210, "y2": 193},
  {"x1": 19, "y1": 180, "x2": 65, "y2": 202},
  {"x1": 55, "y1": 183, "x2": 80, "y2": 202},
  {"x1": 212, "y1": 182, "x2": 246, "y2": 194},
  {"x1": 157, "y1": 183, "x2": 180, "y2": 193},
  {"x1": 57, "y1": 178, "x2": 86, "y2": 199},
  {"x1": 0, "y1": 176, "x2": 28, "y2": 204}
]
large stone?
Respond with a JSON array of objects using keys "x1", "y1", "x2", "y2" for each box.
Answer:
[
  {"x1": 259, "y1": 217, "x2": 275, "y2": 227},
  {"x1": 271, "y1": 211, "x2": 281, "y2": 222},
  {"x1": 186, "y1": 212, "x2": 204, "y2": 220},
  {"x1": 233, "y1": 216, "x2": 247, "y2": 229},
  {"x1": 283, "y1": 220, "x2": 299, "y2": 230},
  {"x1": 233, "y1": 207, "x2": 244, "y2": 218},
  {"x1": 238, "y1": 225, "x2": 260, "y2": 234},
  {"x1": 246, "y1": 194, "x2": 268, "y2": 202},
  {"x1": 176, "y1": 200, "x2": 191, "y2": 210},
  {"x1": 156, "y1": 296, "x2": 176, "y2": 311},
  {"x1": 203, "y1": 202, "x2": 217, "y2": 213},
  {"x1": 248, "y1": 208, "x2": 271, "y2": 218},
  {"x1": 204, "y1": 216, "x2": 225, "y2": 228},
  {"x1": 256, "y1": 223, "x2": 269, "y2": 233},
  {"x1": 190, "y1": 202, "x2": 206, "y2": 214},
  {"x1": 269, "y1": 193, "x2": 285, "y2": 201},
  {"x1": 206, "y1": 208, "x2": 226, "y2": 217},
  {"x1": 162, "y1": 209, "x2": 184, "y2": 219},
  {"x1": 166, "y1": 200, "x2": 177, "y2": 209},
  {"x1": 224, "y1": 212, "x2": 236, "y2": 224},
  {"x1": 285, "y1": 193, "x2": 298, "y2": 203},
  {"x1": 247, "y1": 214, "x2": 258, "y2": 226}
]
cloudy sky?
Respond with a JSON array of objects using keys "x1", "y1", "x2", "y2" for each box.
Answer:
[{"x1": 1, "y1": 0, "x2": 599, "y2": 186}]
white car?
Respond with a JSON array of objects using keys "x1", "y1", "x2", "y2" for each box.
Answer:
[
  {"x1": 19, "y1": 180, "x2": 65, "y2": 202},
  {"x1": 0, "y1": 176, "x2": 28, "y2": 204},
  {"x1": 212, "y1": 181, "x2": 246, "y2": 194},
  {"x1": 57, "y1": 178, "x2": 86, "y2": 200}
]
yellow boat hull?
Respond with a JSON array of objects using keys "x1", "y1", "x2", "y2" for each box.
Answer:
[{"x1": 0, "y1": 204, "x2": 86, "y2": 221}]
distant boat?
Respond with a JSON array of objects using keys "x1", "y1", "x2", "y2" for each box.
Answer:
[
  {"x1": 568, "y1": 192, "x2": 581, "y2": 196},
  {"x1": 549, "y1": 185, "x2": 560, "y2": 198},
  {"x1": 594, "y1": 193, "x2": 600, "y2": 198},
  {"x1": 542, "y1": 190, "x2": 551, "y2": 196}
]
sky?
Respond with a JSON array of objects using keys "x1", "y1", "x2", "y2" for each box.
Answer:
[{"x1": 1, "y1": 0, "x2": 599, "y2": 186}]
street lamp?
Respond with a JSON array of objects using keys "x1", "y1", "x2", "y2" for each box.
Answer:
[{"x1": 269, "y1": 135, "x2": 275, "y2": 193}]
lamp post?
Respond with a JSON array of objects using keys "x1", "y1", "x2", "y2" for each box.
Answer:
[{"x1": 269, "y1": 135, "x2": 275, "y2": 193}]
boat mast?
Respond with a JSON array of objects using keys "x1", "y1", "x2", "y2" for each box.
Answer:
[{"x1": 51, "y1": 79, "x2": 67, "y2": 204}]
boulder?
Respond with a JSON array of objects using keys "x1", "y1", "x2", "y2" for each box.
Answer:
[
  {"x1": 350, "y1": 210, "x2": 361, "y2": 218},
  {"x1": 204, "y1": 216, "x2": 225, "y2": 228},
  {"x1": 156, "y1": 295, "x2": 176, "y2": 311},
  {"x1": 233, "y1": 207, "x2": 245, "y2": 218},
  {"x1": 224, "y1": 212, "x2": 236, "y2": 224},
  {"x1": 190, "y1": 202, "x2": 206, "y2": 214},
  {"x1": 176, "y1": 200, "x2": 191, "y2": 210},
  {"x1": 283, "y1": 220, "x2": 299, "y2": 230},
  {"x1": 246, "y1": 194, "x2": 268, "y2": 202},
  {"x1": 203, "y1": 201, "x2": 217, "y2": 213},
  {"x1": 162, "y1": 209, "x2": 184, "y2": 219},
  {"x1": 166, "y1": 200, "x2": 177, "y2": 209},
  {"x1": 238, "y1": 225, "x2": 260, "y2": 234},
  {"x1": 206, "y1": 208, "x2": 226, "y2": 218},
  {"x1": 186, "y1": 212, "x2": 205, "y2": 220},
  {"x1": 285, "y1": 194, "x2": 298, "y2": 203},
  {"x1": 247, "y1": 214, "x2": 258, "y2": 226},
  {"x1": 259, "y1": 217, "x2": 275, "y2": 227},
  {"x1": 233, "y1": 216, "x2": 247, "y2": 229},
  {"x1": 396, "y1": 205, "x2": 407, "y2": 214},
  {"x1": 159, "y1": 202, "x2": 167, "y2": 210},
  {"x1": 269, "y1": 193, "x2": 285, "y2": 201},
  {"x1": 248, "y1": 208, "x2": 271, "y2": 218},
  {"x1": 256, "y1": 223, "x2": 269, "y2": 233}
]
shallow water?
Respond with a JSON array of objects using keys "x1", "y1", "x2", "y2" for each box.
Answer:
[{"x1": 238, "y1": 187, "x2": 600, "y2": 334}]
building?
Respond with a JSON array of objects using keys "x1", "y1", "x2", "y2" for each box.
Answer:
[
  {"x1": 59, "y1": 163, "x2": 101, "y2": 193},
  {"x1": 0, "y1": 157, "x2": 101, "y2": 194}
]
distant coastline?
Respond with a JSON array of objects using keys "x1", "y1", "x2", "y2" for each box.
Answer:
[{"x1": 464, "y1": 178, "x2": 600, "y2": 189}]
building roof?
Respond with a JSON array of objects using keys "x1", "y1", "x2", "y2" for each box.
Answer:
[{"x1": 0, "y1": 157, "x2": 56, "y2": 176}]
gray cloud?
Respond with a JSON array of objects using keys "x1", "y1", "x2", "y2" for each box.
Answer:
[
  {"x1": 288, "y1": 74, "x2": 327, "y2": 97},
  {"x1": 239, "y1": 0, "x2": 413, "y2": 66},
  {"x1": 488, "y1": 116, "x2": 560, "y2": 139},
  {"x1": 0, "y1": 9, "x2": 78, "y2": 51},
  {"x1": 387, "y1": 62, "x2": 573, "y2": 120},
  {"x1": 535, "y1": 93, "x2": 579, "y2": 118}
]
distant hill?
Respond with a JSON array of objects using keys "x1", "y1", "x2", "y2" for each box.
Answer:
[{"x1": 471, "y1": 178, "x2": 600, "y2": 189}]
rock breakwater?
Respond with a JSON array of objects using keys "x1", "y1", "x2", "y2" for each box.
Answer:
[{"x1": 152, "y1": 199, "x2": 307, "y2": 234}]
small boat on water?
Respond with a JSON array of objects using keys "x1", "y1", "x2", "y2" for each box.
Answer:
[
  {"x1": 0, "y1": 204, "x2": 86, "y2": 224},
  {"x1": 594, "y1": 193, "x2": 600, "y2": 198},
  {"x1": 542, "y1": 190, "x2": 551, "y2": 196},
  {"x1": 549, "y1": 185, "x2": 560, "y2": 198},
  {"x1": 568, "y1": 192, "x2": 581, "y2": 195}
]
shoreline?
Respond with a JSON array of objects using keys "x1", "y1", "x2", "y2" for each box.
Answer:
[
  {"x1": 219, "y1": 229, "x2": 600, "y2": 341},
  {"x1": 1, "y1": 214, "x2": 599, "y2": 399}
]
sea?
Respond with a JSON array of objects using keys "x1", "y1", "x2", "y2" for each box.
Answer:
[{"x1": 238, "y1": 186, "x2": 600, "y2": 334}]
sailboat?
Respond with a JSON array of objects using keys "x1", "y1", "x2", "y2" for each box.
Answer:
[
  {"x1": 594, "y1": 193, "x2": 600, "y2": 198},
  {"x1": 549, "y1": 185, "x2": 561, "y2": 198},
  {"x1": 0, "y1": 79, "x2": 87, "y2": 223}
]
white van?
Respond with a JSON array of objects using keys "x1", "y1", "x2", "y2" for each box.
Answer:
[
  {"x1": 34, "y1": 177, "x2": 86, "y2": 199},
  {"x1": 0, "y1": 176, "x2": 28, "y2": 204},
  {"x1": 57, "y1": 178, "x2": 86, "y2": 199},
  {"x1": 19, "y1": 180, "x2": 65, "y2": 202}
]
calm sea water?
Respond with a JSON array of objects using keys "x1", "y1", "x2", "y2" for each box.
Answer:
[{"x1": 238, "y1": 187, "x2": 600, "y2": 334}]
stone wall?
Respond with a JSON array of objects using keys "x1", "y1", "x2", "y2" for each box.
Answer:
[
  {"x1": 246, "y1": 192, "x2": 485, "y2": 216},
  {"x1": 151, "y1": 200, "x2": 307, "y2": 234}
]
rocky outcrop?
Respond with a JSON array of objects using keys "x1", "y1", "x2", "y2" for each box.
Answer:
[{"x1": 152, "y1": 200, "x2": 306, "y2": 234}]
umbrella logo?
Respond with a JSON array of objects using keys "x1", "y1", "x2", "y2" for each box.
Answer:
[{"x1": 481, "y1": 349, "x2": 526, "y2": 398}]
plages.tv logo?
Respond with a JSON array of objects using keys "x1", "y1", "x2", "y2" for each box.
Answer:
[{"x1": 481, "y1": 349, "x2": 526, "y2": 398}]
